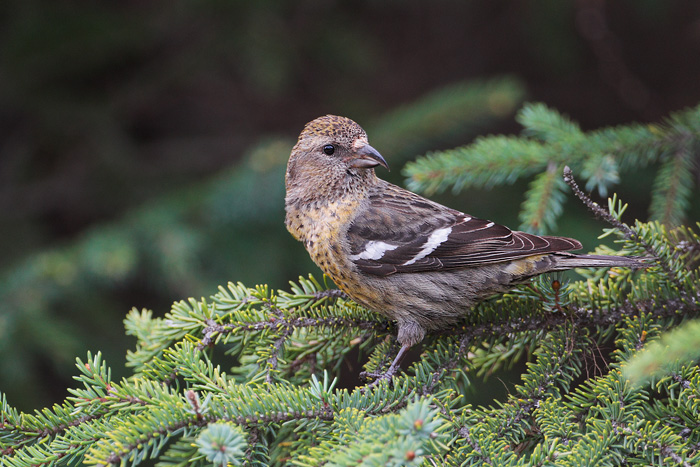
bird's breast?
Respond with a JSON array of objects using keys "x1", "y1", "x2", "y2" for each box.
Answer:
[{"x1": 285, "y1": 197, "x2": 361, "y2": 278}]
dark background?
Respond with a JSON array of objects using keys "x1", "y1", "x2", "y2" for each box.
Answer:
[{"x1": 1, "y1": 1, "x2": 699, "y2": 410}]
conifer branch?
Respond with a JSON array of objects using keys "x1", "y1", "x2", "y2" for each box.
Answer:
[
  {"x1": 266, "y1": 327, "x2": 293, "y2": 382},
  {"x1": 519, "y1": 161, "x2": 567, "y2": 233},
  {"x1": 563, "y1": 166, "x2": 685, "y2": 284},
  {"x1": 617, "y1": 424, "x2": 693, "y2": 467},
  {"x1": 441, "y1": 293, "x2": 699, "y2": 343},
  {"x1": 406, "y1": 103, "x2": 700, "y2": 233},
  {"x1": 198, "y1": 315, "x2": 389, "y2": 350},
  {"x1": 650, "y1": 141, "x2": 695, "y2": 226},
  {"x1": 562, "y1": 165, "x2": 634, "y2": 237},
  {"x1": 457, "y1": 425, "x2": 492, "y2": 465}
]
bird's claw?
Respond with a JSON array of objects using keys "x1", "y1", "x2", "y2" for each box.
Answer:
[{"x1": 359, "y1": 363, "x2": 401, "y2": 391}]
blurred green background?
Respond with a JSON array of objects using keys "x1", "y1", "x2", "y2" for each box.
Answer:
[{"x1": 1, "y1": 1, "x2": 699, "y2": 410}]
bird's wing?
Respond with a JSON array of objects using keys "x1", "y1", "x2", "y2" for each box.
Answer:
[{"x1": 346, "y1": 182, "x2": 581, "y2": 277}]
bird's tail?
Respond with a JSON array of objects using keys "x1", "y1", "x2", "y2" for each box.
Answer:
[{"x1": 549, "y1": 253, "x2": 650, "y2": 271}]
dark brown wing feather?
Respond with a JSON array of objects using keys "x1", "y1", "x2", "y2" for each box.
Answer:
[{"x1": 347, "y1": 181, "x2": 581, "y2": 276}]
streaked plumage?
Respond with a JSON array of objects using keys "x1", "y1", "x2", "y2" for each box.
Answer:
[{"x1": 285, "y1": 115, "x2": 645, "y2": 380}]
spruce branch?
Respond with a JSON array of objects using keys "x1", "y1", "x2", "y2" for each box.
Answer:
[
  {"x1": 266, "y1": 326, "x2": 293, "y2": 383},
  {"x1": 562, "y1": 165, "x2": 635, "y2": 237},
  {"x1": 432, "y1": 292, "x2": 698, "y2": 348},
  {"x1": 406, "y1": 102, "x2": 700, "y2": 233},
  {"x1": 563, "y1": 166, "x2": 690, "y2": 288},
  {"x1": 456, "y1": 425, "x2": 492, "y2": 465},
  {"x1": 617, "y1": 423, "x2": 693, "y2": 467},
  {"x1": 198, "y1": 314, "x2": 389, "y2": 351},
  {"x1": 519, "y1": 161, "x2": 568, "y2": 234},
  {"x1": 4, "y1": 266, "x2": 699, "y2": 466},
  {"x1": 650, "y1": 141, "x2": 695, "y2": 226},
  {"x1": 454, "y1": 327, "x2": 588, "y2": 450}
]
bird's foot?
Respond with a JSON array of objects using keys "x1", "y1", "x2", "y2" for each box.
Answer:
[
  {"x1": 359, "y1": 343, "x2": 410, "y2": 390},
  {"x1": 360, "y1": 365, "x2": 399, "y2": 386},
  {"x1": 359, "y1": 368, "x2": 398, "y2": 392}
]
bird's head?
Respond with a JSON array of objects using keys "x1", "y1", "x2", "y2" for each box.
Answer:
[{"x1": 286, "y1": 115, "x2": 388, "y2": 202}]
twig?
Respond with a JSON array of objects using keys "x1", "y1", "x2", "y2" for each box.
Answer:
[
  {"x1": 266, "y1": 327, "x2": 293, "y2": 383},
  {"x1": 562, "y1": 166, "x2": 636, "y2": 238},
  {"x1": 562, "y1": 166, "x2": 680, "y2": 280}
]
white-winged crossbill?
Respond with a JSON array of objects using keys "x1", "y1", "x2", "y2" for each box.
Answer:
[{"x1": 285, "y1": 115, "x2": 644, "y2": 379}]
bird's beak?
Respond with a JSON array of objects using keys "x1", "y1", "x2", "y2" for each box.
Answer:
[{"x1": 349, "y1": 144, "x2": 390, "y2": 171}]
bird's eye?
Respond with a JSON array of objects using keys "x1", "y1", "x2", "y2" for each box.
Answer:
[{"x1": 323, "y1": 144, "x2": 335, "y2": 155}]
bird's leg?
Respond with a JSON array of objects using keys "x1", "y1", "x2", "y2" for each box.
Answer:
[
  {"x1": 361, "y1": 343, "x2": 411, "y2": 387},
  {"x1": 384, "y1": 343, "x2": 411, "y2": 378},
  {"x1": 361, "y1": 321, "x2": 423, "y2": 388}
]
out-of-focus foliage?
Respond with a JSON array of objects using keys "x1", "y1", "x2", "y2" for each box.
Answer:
[
  {"x1": 624, "y1": 317, "x2": 700, "y2": 387},
  {"x1": 404, "y1": 102, "x2": 700, "y2": 233}
]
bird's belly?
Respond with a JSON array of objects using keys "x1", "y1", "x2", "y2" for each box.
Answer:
[{"x1": 354, "y1": 264, "x2": 521, "y2": 331}]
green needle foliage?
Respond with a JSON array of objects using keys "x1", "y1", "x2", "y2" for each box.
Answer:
[
  {"x1": 404, "y1": 102, "x2": 700, "y2": 233},
  {"x1": 3, "y1": 100, "x2": 700, "y2": 465}
]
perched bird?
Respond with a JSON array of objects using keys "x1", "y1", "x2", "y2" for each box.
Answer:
[{"x1": 285, "y1": 115, "x2": 644, "y2": 379}]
